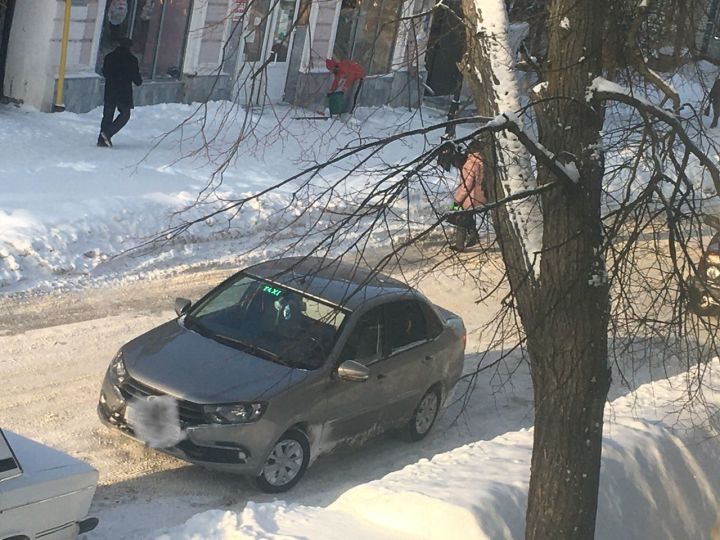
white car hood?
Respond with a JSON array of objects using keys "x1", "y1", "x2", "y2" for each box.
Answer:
[{"x1": 1, "y1": 431, "x2": 98, "y2": 510}]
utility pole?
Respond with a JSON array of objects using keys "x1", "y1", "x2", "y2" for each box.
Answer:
[{"x1": 52, "y1": 0, "x2": 72, "y2": 112}]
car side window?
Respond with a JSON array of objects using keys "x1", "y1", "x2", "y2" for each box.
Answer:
[
  {"x1": 384, "y1": 300, "x2": 430, "y2": 353},
  {"x1": 420, "y1": 302, "x2": 444, "y2": 339},
  {"x1": 193, "y1": 277, "x2": 254, "y2": 318},
  {"x1": 338, "y1": 307, "x2": 383, "y2": 365},
  {"x1": 0, "y1": 430, "x2": 22, "y2": 482}
]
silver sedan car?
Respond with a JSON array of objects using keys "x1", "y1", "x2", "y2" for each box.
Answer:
[
  {"x1": 0, "y1": 428, "x2": 98, "y2": 539},
  {"x1": 98, "y1": 257, "x2": 465, "y2": 492}
]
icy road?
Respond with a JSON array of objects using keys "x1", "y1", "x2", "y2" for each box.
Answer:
[{"x1": 0, "y1": 265, "x2": 532, "y2": 539}]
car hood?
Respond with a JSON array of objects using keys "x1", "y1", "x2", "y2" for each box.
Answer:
[{"x1": 122, "y1": 320, "x2": 307, "y2": 403}]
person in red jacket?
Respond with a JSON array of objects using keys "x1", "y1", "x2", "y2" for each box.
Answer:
[{"x1": 326, "y1": 59, "x2": 365, "y2": 93}]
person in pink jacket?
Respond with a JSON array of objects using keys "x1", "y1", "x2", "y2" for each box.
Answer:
[{"x1": 451, "y1": 139, "x2": 487, "y2": 250}]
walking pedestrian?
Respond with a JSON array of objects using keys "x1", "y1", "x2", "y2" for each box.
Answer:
[
  {"x1": 451, "y1": 139, "x2": 487, "y2": 251},
  {"x1": 706, "y1": 75, "x2": 720, "y2": 129},
  {"x1": 97, "y1": 37, "x2": 141, "y2": 147}
]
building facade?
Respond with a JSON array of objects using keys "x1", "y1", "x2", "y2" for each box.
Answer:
[
  {"x1": 701, "y1": 0, "x2": 720, "y2": 60},
  {"x1": 0, "y1": 0, "x2": 433, "y2": 113}
]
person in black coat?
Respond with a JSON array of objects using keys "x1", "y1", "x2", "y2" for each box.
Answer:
[{"x1": 98, "y1": 37, "x2": 142, "y2": 147}]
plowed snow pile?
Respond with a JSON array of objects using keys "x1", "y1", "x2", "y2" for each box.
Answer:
[
  {"x1": 0, "y1": 103, "x2": 449, "y2": 292},
  {"x1": 156, "y1": 362, "x2": 720, "y2": 540}
]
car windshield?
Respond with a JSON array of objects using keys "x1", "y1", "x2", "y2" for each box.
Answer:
[{"x1": 185, "y1": 273, "x2": 347, "y2": 369}]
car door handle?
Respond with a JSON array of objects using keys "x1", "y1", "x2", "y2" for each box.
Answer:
[
  {"x1": 377, "y1": 373, "x2": 386, "y2": 380},
  {"x1": 424, "y1": 355, "x2": 434, "y2": 362}
]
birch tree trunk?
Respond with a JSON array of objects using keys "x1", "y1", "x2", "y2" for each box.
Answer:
[{"x1": 461, "y1": 0, "x2": 611, "y2": 538}]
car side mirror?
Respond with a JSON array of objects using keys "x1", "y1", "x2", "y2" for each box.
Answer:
[
  {"x1": 175, "y1": 297, "x2": 192, "y2": 317},
  {"x1": 337, "y1": 360, "x2": 369, "y2": 382}
]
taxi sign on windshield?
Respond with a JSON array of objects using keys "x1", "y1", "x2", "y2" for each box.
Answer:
[{"x1": 263, "y1": 285, "x2": 283, "y2": 297}]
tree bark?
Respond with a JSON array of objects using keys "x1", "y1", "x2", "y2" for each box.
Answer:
[
  {"x1": 461, "y1": 0, "x2": 611, "y2": 538},
  {"x1": 529, "y1": 1, "x2": 611, "y2": 537}
]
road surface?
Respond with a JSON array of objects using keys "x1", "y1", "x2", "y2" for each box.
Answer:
[{"x1": 0, "y1": 265, "x2": 531, "y2": 539}]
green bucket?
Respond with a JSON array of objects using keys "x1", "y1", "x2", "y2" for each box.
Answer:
[{"x1": 327, "y1": 91, "x2": 345, "y2": 115}]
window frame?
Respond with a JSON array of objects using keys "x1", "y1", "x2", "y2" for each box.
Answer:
[
  {"x1": 335, "y1": 297, "x2": 440, "y2": 368},
  {"x1": 189, "y1": 272, "x2": 349, "y2": 327},
  {"x1": 185, "y1": 271, "x2": 350, "y2": 369},
  {"x1": 337, "y1": 304, "x2": 384, "y2": 366},
  {"x1": 419, "y1": 301, "x2": 444, "y2": 340},
  {"x1": 96, "y1": 0, "x2": 194, "y2": 80},
  {"x1": 381, "y1": 299, "x2": 433, "y2": 357},
  {"x1": 330, "y1": 0, "x2": 403, "y2": 75},
  {"x1": 0, "y1": 429, "x2": 22, "y2": 483}
]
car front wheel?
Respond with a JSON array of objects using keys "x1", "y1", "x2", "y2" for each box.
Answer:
[
  {"x1": 255, "y1": 430, "x2": 310, "y2": 493},
  {"x1": 407, "y1": 387, "x2": 441, "y2": 441}
]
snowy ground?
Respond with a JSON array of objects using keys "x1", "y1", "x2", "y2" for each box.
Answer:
[
  {"x1": 1, "y1": 61, "x2": 719, "y2": 295},
  {"x1": 0, "y1": 101, "x2": 450, "y2": 293},
  {"x1": 0, "y1": 266, "x2": 526, "y2": 539},
  {"x1": 157, "y1": 370, "x2": 720, "y2": 540},
  {"x1": 3, "y1": 267, "x2": 719, "y2": 539}
]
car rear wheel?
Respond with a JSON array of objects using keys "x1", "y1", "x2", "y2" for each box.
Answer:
[
  {"x1": 407, "y1": 387, "x2": 440, "y2": 441},
  {"x1": 255, "y1": 430, "x2": 310, "y2": 493}
]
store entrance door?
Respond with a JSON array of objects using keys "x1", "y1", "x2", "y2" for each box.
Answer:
[
  {"x1": 0, "y1": 0, "x2": 15, "y2": 97},
  {"x1": 239, "y1": 0, "x2": 298, "y2": 105},
  {"x1": 424, "y1": 0, "x2": 463, "y2": 96}
]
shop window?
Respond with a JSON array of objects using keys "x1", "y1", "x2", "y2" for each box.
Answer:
[
  {"x1": 269, "y1": 0, "x2": 296, "y2": 62},
  {"x1": 242, "y1": 0, "x2": 297, "y2": 64},
  {"x1": 296, "y1": 0, "x2": 311, "y2": 26},
  {"x1": 97, "y1": 0, "x2": 193, "y2": 80},
  {"x1": 243, "y1": 0, "x2": 271, "y2": 63},
  {"x1": 333, "y1": 0, "x2": 403, "y2": 75}
]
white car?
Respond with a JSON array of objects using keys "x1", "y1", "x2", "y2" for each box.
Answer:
[{"x1": 0, "y1": 429, "x2": 99, "y2": 540}]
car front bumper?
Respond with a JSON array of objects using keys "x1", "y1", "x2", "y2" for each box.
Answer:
[{"x1": 97, "y1": 376, "x2": 277, "y2": 476}]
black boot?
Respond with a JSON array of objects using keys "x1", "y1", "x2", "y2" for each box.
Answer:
[
  {"x1": 452, "y1": 225, "x2": 468, "y2": 252},
  {"x1": 466, "y1": 230, "x2": 480, "y2": 248}
]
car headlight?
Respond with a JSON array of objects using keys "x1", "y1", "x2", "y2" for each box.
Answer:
[
  {"x1": 203, "y1": 403, "x2": 266, "y2": 424},
  {"x1": 707, "y1": 266, "x2": 720, "y2": 280},
  {"x1": 108, "y1": 350, "x2": 127, "y2": 385}
]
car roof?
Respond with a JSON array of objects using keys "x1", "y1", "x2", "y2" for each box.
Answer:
[{"x1": 244, "y1": 256, "x2": 414, "y2": 311}]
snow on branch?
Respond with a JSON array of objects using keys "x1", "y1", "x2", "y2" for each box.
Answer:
[
  {"x1": 498, "y1": 113, "x2": 581, "y2": 185},
  {"x1": 588, "y1": 77, "x2": 720, "y2": 194},
  {"x1": 469, "y1": 0, "x2": 544, "y2": 279},
  {"x1": 627, "y1": 0, "x2": 680, "y2": 112}
]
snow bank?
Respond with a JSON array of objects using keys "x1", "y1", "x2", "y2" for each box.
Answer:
[
  {"x1": 0, "y1": 103, "x2": 451, "y2": 292},
  {"x1": 4, "y1": 62, "x2": 718, "y2": 294},
  {"x1": 154, "y1": 503, "x2": 407, "y2": 540},
  {"x1": 154, "y1": 363, "x2": 720, "y2": 540}
]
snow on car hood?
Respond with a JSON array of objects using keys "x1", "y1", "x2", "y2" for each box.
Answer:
[
  {"x1": 1, "y1": 431, "x2": 97, "y2": 510},
  {"x1": 122, "y1": 320, "x2": 308, "y2": 404}
]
